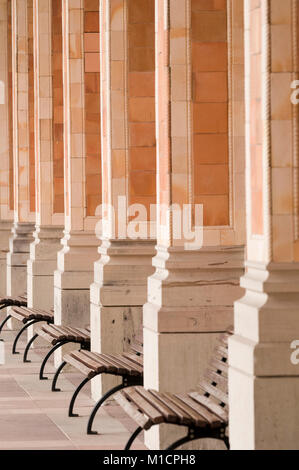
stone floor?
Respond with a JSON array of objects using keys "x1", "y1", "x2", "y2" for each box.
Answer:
[{"x1": 0, "y1": 326, "x2": 146, "y2": 450}]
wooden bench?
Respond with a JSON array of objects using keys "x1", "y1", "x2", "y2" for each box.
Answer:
[
  {"x1": 0, "y1": 294, "x2": 27, "y2": 310},
  {"x1": 59, "y1": 332, "x2": 143, "y2": 435},
  {"x1": 8, "y1": 306, "x2": 54, "y2": 359},
  {"x1": 114, "y1": 329, "x2": 232, "y2": 450},
  {"x1": 35, "y1": 324, "x2": 91, "y2": 381},
  {"x1": 0, "y1": 294, "x2": 27, "y2": 333}
]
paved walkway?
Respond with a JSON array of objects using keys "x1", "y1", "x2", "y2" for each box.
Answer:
[{"x1": 0, "y1": 327, "x2": 146, "y2": 450}]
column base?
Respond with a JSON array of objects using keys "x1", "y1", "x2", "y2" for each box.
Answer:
[
  {"x1": 6, "y1": 222, "x2": 34, "y2": 330},
  {"x1": 90, "y1": 239, "x2": 156, "y2": 399},
  {"x1": 27, "y1": 225, "x2": 63, "y2": 310},
  {"x1": 0, "y1": 220, "x2": 12, "y2": 297},
  {"x1": 26, "y1": 225, "x2": 63, "y2": 344},
  {"x1": 229, "y1": 261, "x2": 299, "y2": 450},
  {"x1": 143, "y1": 245, "x2": 244, "y2": 450},
  {"x1": 53, "y1": 231, "x2": 99, "y2": 365}
]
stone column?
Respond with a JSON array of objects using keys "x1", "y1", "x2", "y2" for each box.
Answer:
[
  {"x1": 0, "y1": 221, "x2": 12, "y2": 298},
  {"x1": 90, "y1": 0, "x2": 156, "y2": 399},
  {"x1": 7, "y1": 0, "x2": 35, "y2": 329},
  {"x1": 229, "y1": 0, "x2": 299, "y2": 450},
  {"x1": 0, "y1": 0, "x2": 14, "y2": 297},
  {"x1": 144, "y1": 0, "x2": 245, "y2": 449},
  {"x1": 26, "y1": 0, "x2": 63, "y2": 316},
  {"x1": 53, "y1": 0, "x2": 100, "y2": 363}
]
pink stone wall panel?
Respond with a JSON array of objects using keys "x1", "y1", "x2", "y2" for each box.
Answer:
[
  {"x1": 7, "y1": 0, "x2": 14, "y2": 211},
  {"x1": 12, "y1": 0, "x2": 35, "y2": 222},
  {"x1": 157, "y1": 0, "x2": 170, "y2": 211},
  {"x1": 192, "y1": 0, "x2": 229, "y2": 226},
  {"x1": 100, "y1": 0, "x2": 108, "y2": 210},
  {"x1": 28, "y1": 0, "x2": 35, "y2": 213},
  {"x1": 128, "y1": 0, "x2": 156, "y2": 218},
  {"x1": 249, "y1": 1, "x2": 263, "y2": 235},
  {"x1": 62, "y1": 0, "x2": 69, "y2": 218},
  {"x1": 52, "y1": 0, "x2": 64, "y2": 214},
  {"x1": 84, "y1": 1, "x2": 101, "y2": 217}
]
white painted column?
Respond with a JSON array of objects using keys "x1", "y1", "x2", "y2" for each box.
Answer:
[
  {"x1": 144, "y1": 0, "x2": 245, "y2": 449},
  {"x1": 0, "y1": 0, "x2": 14, "y2": 298},
  {"x1": 53, "y1": 0, "x2": 99, "y2": 364},
  {"x1": 27, "y1": 0, "x2": 63, "y2": 317},
  {"x1": 7, "y1": 0, "x2": 35, "y2": 330},
  {"x1": 229, "y1": 0, "x2": 299, "y2": 450},
  {"x1": 90, "y1": 0, "x2": 155, "y2": 399}
]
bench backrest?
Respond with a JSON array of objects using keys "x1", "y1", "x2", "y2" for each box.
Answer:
[
  {"x1": 129, "y1": 329, "x2": 143, "y2": 356},
  {"x1": 196, "y1": 327, "x2": 232, "y2": 412}
]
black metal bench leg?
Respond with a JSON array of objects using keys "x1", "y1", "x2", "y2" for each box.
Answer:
[
  {"x1": 68, "y1": 376, "x2": 91, "y2": 417},
  {"x1": 0, "y1": 314, "x2": 11, "y2": 335},
  {"x1": 166, "y1": 434, "x2": 194, "y2": 450},
  {"x1": 166, "y1": 427, "x2": 229, "y2": 451},
  {"x1": 87, "y1": 382, "x2": 127, "y2": 435},
  {"x1": 223, "y1": 434, "x2": 230, "y2": 450},
  {"x1": 12, "y1": 319, "x2": 40, "y2": 355},
  {"x1": 39, "y1": 340, "x2": 68, "y2": 380},
  {"x1": 125, "y1": 426, "x2": 143, "y2": 450},
  {"x1": 0, "y1": 303, "x2": 9, "y2": 311},
  {"x1": 23, "y1": 333, "x2": 39, "y2": 362},
  {"x1": 52, "y1": 361, "x2": 67, "y2": 392}
]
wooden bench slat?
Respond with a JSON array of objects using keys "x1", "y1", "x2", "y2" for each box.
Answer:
[
  {"x1": 68, "y1": 351, "x2": 100, "y2": 370},
  {"x1": 149, "y1": 390, "x2": 192, "y2": 426},
  {"x1": 209, "y1": 358, "x2": 228, "y2": 375},
  {"x1": 115, "y1": 355, "x2": 143, "y2": 374},
  {"x1": 11, "y1": 306, "x2": 53, "y2": 322},
  {"x1": 51, "y1": 325, "x2": 75, "y2": 339},
  {"x1": 204, "y1": 370, "x2": 227, "y2": 391},
  {"x1": 162, "y1": 392, "x2": 209, "y2": 428},
  {"x1": 42, "y1": 325, "x2": 63, "y2": 339},
  {"x1": 215, "y1": 345, "x2": 228, "y2": 358},
  {"x1": 30, "y1": 308, "x2": 54, "y2": 319},
  {"x1": 69, "y1": 327, "x2": 91, "y2": 340},
  {"x1": 50, "y1": 325, "x2": 75, "y2": 339},
  {"x1": 96, "y1": 353, "x2": 133, "y2": 374},
  {"x1": 130, "y1": 343, "x2": 143, "y2": 355},
  {"x1": 122, "y1": 388, "x2": 164, "y2": 425},
  {"x1": 115, "y1": 391, "x2": 151, "y2": 430},
  {"x1": 11, "y1": 306, "x2": 27, "y2": 315},
  {"x1": 213, "y1": 353, "x2": 228, "y2": 367},
  {"x1": 0, "y1": 294, "x2": 27, "y2": 305},
  {"x1": 132, "y1": 335, "x2": 143, "y2": 347},
  {"x1": 134, "y1": 387, "x2": 178, "y2": 423},
  {"x1": 189, "y1": 391, "x2": 228, "y2": 422},
  {"x1": 79, "y1": 350, "x2": 119, "y2": 373},
  {"x1": 10, "y1": 310, "x2": 27, "y2": 322},
  {"x1": 103, "y1": 354, "x2": 142, "y2": 375},
  {"x1": 52, "y1": 325, "x2": 76, "y2": 335},
  {"x1": 198, "y1": 381, "x2": 229, "y2": 405},
  {"x1": 174, "y1": 393, "x2": 223, "y2": 427},
  {"x1": 56, "y1": 326, "x2": 88, "y2": 341},
  {"x1": 36, "y1": 323, "x2": 91, "y2": 345},
  {"x1": 89, "y1": 352, "x2": 125, "y2": 374},
  {"x1": 63, "y1": 353, "x2": 98, "y2": 379},
  {"x1": 35, "y1": 327, "x2": 57, "y2": 345},
  {"x1": 70, "y1": 350, "x2": 111, "y2": 373},
  {"x1": 134, "y1": 331, "x2": 143, "y2": 341},
  {"x1": 62, "y1": 326, "x2": 90, "y2": 341},
  {"x1": 122, "y1": 352, "x2": 143, "y2": 367}
]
